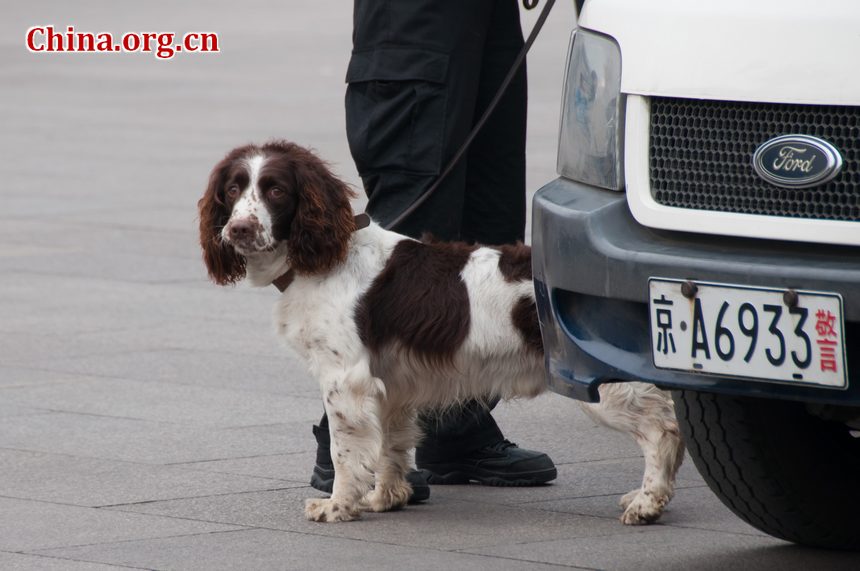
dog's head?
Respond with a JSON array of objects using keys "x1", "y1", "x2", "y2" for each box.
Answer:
[{"x1": 198, "y1": 141, "x2": 357, "y2": 285}]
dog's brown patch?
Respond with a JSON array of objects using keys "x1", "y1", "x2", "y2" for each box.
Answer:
[
  {"x1": 260, "y1": 141, "x2": 357, "y2": 276},
  {"x1": 512, "y1": 296, "x2": 543, "y2": 354},
  {"x1": 496, "y1": 242, "x2": 532, "y2": 282},
  {"x1": 354, "y1": 239, "x2": 476, "y2": 364}
]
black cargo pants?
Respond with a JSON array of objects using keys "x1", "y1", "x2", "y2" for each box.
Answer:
[{"x1": 322, "y1": 0, "x2": 527, "y2": 457}]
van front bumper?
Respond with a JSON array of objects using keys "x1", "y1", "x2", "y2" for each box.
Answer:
[{"x1": 531, "y1": 177, "x2": 860, "y2": 405}]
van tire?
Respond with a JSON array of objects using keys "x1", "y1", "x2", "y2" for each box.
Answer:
[{"x1": 673, "y1": 390, "x2": 860, "y2": 550}]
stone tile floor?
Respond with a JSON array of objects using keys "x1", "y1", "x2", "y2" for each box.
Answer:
[{"x1": 1, "y1": 1, "x2": 857, "y2": 569}]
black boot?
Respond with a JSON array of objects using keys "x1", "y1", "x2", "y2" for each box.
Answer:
[
  {"x1": 309, "y1": 422, "x2": 430, "y2": 503},
  {"x1": 416, "y1": 438, "x2": 557, "y2": 486},
  {"x1": 415, "y1": 401, "x2": 557, "y2": 486}
]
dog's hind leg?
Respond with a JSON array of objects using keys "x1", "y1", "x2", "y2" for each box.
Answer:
[
  {"x1": 363, "y1": 407, "x2": 419, "y2": 513},
  {"x1": 305, "y1": 365, "x2": 384, "y2": 523},
  {"x1": 580, "y1": 382, "x2": 684, "y2": 525},
  {"x1": 618, "y1": 412, "x2": 685, "y2": 525}
]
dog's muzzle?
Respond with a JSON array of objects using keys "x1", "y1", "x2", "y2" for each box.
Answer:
[{"x1": 223, "y1": 217, "x2": 271, "y2": 252}]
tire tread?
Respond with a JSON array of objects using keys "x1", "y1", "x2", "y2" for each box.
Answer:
[{"x1": 674, "y1": 390, "x2": 860, "y2": 550}]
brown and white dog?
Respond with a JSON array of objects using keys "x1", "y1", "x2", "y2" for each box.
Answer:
[{"x1": 198, "y1": 140, "x2": 684, "y2": 524}]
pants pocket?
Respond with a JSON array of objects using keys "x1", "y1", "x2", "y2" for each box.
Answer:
[{"x1": 345, "y1": 47, "x2": 450, "y2": 176}]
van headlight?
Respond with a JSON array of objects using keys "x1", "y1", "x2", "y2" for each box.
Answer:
[{"x1": 557, "y1": 29, "x2": 624, "y2": 191}]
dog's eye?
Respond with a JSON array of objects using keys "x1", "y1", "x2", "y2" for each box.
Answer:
[
  {"x1": 225, "y1": 185, "x2": 241, "y2": 199},
  {"x1": 268, "y1": 187, "x2": 285, "y2": 199}
]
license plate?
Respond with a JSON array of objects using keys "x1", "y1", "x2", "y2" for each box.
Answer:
[{"x1": 649, "y1": 279, "x2": 848, "y2": 388}]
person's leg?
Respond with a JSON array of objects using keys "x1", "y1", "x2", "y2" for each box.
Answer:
[
  {"x1": 416, "y1": 0, "x2": 554, "y2": 485},
  {"x1": 346, "y1": 0, "x2": 495, "y2": 239},
  {"x1": 418, "y1": 400, "x2": 505, "y2": 458},
  {"x1": 461, "y1": 0, "x2": 528, "y2": 246},
  {"x1": 349, "y1": 0, "x2": 526, "y2": 243}
]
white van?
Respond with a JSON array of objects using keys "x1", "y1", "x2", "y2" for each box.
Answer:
[{"x1": 532, "y1": 0, "x2": 860, "y2": 549}]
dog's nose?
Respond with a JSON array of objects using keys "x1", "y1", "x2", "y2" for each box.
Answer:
[{"x1": 228, "y1": 220, "x2": 254, "y2": 242}]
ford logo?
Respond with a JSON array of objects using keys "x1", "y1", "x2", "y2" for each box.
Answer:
[{"x1": 752, "y1": 134, "x2": 843, "y2": 189}]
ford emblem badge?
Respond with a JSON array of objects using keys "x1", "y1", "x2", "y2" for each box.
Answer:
[{"x1": 752, "y1": 134, "x2": 843, "y2": 188}]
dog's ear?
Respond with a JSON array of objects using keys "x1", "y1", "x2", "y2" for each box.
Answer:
[
  {"x1": 286, "y1": 151, "x2": 357, "y2": 275},
  {"x1": 198, "y1": 157, "x2": 246, "y2": 285}
]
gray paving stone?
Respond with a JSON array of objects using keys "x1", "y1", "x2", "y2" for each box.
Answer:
[
  {"x1": 0, "y1": 270, "x2": 328, "y2": 387},
  {"x1": 0, "y1": 367, "x2": 105, "y2": 389},
  {"x1": 178, "y1": 450, "x2": 316, "y2": 483},
  {"x1": 0, "y1": 220, "x2": 198, "y2": 260},
  {"x1": 45, "y1": 319, "x2": 287, "y2": 361},
  {"x1": 436, "y1": 455, "x2": 704, "y2": 509},
  {"x1": 461, "y1": 526, "x2": 859, "y2": 571},
  {"x1": 0, "y1": 497, "x2": 241, "y2": 552},
  {"x1": 0, "y1": 448, "x2": 300, "y2": 507},
  {"x1": 10, "y1": 345, "x2": 319, "y2": 395},
  {"x1": 112, "y1": 486, "x2": 650, "y2": 552},
  {"x1": 0, "y1": 273, "x2": 275, "y2": 336},
  {"x1": 0, "y1": 243, "x2": 71, "y2": 263},
  {"x1": 0, "y1": 377, "x2": 321, "y2": 427},
  {"x1": 1, "y1": 193, "x2": 123, "y2": 220},
  {"x1": 0, "y1": 331, "x2": 136, "y2": 367},
  {"x1": 12, "y1": 346, "x2": 318, "y2": 397},
  {"x1": 0, "y1": 402, "x2": 47, "y2": 419},
  {"x1": 55, "y1": 206, "x2": 213, "y2": 236},
  {"x1": 36, "y1": 528, "x2": 575, "y2": 571},
  {"x1": 0, "y1": 412, "x2": 314, "y2": 464},
  {"x1": 522, "y1": 484, "x2": 762, "y2": 537},
  {"x1": 0, "y1": 280, "x2": 215, "y2": 338},
  {"x1": 0, "y1": 551, "x2": 133, "y2": 570},
  {"x1": 2, "y1": 249, "x2": 204, "y2": 286},
  {"x1": 54, "y1": 321, "x2": 307, "y2": 381}
]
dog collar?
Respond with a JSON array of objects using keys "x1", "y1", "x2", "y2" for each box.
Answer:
[{"x1": 271, "y1": 213, "x2": 371, "y2": 293}]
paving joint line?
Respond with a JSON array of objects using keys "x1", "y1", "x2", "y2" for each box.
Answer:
[
  {"x1": 451, "y1": 550, "x2": 597, "y2": 570},
  {"x1": 0, "y1": 443, "x2": 315, "y2": 471},
  {"x1": 1, "y1": 549, "x2": 151, "y2": 570},
  {"x1": 513, "y1": 483, "x2": 711, "y2": 506},
  {"x1": 98, "y1": 485, "x2": 305, "y2": 509},
  {"x1": 164, "y1": 449, "x2": 311, "y2": 466},
  {"x1": 28, "y1": 527, "x2": 252, "y2": 558}
]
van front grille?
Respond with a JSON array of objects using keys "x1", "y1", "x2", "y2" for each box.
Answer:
[{"x1": 649, "y1": 97, "x2": 860, "y2": 222}]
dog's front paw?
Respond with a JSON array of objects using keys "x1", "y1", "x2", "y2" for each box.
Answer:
[
  {"x1": 620, "y1": 490, "x2": 668, "y2": 525},
  {"x1": 363, "y1": 481, "x2": 412, "y2": 513},
  {"x1": 304, "y1": 498, "x2": 360, "y2": 523},
  {"x1": 619, "y1": 488, "x2": 640, "y2": 511}
]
